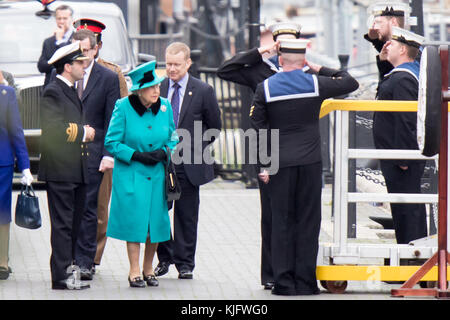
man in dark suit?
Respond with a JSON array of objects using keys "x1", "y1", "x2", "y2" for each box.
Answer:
[
  {"x1": 217, "y1": 22, "x2": 301, "y2": 290},
  {"x1": 71, "y1": 18, "x2": 129, "y2": 270},
  {"x1": 250, "y1": 39, "x2": 359, "y2": 295},
  {"x1": 69, "y1": 29, "x2": 120, "y2": 280},
  {"x1": 155, "y1": 42, "x2": 222, "y2": 279},
  {"x1": 37, "y1": 5, "x2": 74, "y2": 88},
  {"x1": 38, "y1": 41, "x2": 95, "y2": 290}
]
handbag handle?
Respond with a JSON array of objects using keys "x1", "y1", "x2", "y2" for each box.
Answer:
[{"x1": 21, "y1": 184, "x2": 36, "y2": 197}]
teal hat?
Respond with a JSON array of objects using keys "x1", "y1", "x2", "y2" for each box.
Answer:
[{"x1": 128, "y1": 60, "x2": 165, "y2": 92}]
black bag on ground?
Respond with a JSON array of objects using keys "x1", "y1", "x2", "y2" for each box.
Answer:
[{"x1": 15, "y1": 184, "x2": 41, "y2": 229}]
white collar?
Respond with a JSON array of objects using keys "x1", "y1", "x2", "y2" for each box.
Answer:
[{"x1": 56, "y1": 74, "x2": 74, "y2": 88}]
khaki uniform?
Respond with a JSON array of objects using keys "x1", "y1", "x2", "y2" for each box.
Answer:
[{"x1": 94, "y1": 58, "x2": 129, "y2": 265}]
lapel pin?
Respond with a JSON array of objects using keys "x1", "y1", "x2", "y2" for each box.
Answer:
[
  {"x1": 188, "y1": 91, "x2": 192, "y2": 96},
  {"x1": 2, "y1": 89, "x2": 6, "y2": 95},
  {"x1": 161, "y1": 105, "x2": 167, "y2": 112}
]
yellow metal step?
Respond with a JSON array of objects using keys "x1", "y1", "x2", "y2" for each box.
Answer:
[{"x1": 317, "y1": 265, "x2": 450, "y2": 281}]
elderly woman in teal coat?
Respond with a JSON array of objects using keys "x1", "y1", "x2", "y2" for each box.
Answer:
[{"x1": 105, "y1": 60, "x2": 178, "y2": 288}]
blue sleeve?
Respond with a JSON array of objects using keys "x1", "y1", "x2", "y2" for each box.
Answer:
[{"x1": 6, "y1": 86, "x2": 30, "y2": 171}]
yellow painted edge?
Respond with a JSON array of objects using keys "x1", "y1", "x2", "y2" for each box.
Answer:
[
  {"x1": 317, "y1": 265, "x2": 450, "y2": 281},
  {"x1": 319, "y1": 99, "x2": 450, "y2": 119}
]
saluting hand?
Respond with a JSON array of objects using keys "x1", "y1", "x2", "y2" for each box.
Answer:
[
  {"x1": 258, "y1": 41, "x2": 279, "y2": 57},
  {"x1": 305, "y1": 60, "x2": 322, "y2": 73},
  {"x1": 379, "y1": 41, "x2": 390, "y2": 61}
]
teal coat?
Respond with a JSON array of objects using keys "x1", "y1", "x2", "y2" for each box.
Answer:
[{"x1": 105, "y1": 96, "x2": 178, "y2": 243}]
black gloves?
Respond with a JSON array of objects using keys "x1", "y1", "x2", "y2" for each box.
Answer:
[{"x1": 132, "y1": 149, "x2": 167, "y2": 165}]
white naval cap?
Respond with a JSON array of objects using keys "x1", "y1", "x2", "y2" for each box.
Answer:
[
  {"x1": 278, "y1": 38, "x2": 310, "y2": 54},
  {"x1": 268, "y1": 22, "x2": 301, "y2": 40},
  {"x1": 391, "y1": 26, "x2": 425, "y2": 48},
  {"x1": 48, "y1": 41, "x2": 88, "y2": 67},
  {"x1": 368, "y1": 1, "x2": 411, "y2": 17}
]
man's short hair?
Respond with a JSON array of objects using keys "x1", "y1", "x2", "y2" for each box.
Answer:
[
  {"x1": 73, "y1": 29, "x2": 97, "y2": 48},
  {"x1": 166, "y1": 42, "x2": 191, "y2": 60},
  {"x1": 55, "y1": 62, "x2": 70, "y2": 75},
  {"x1": 54, "y1": 4, "x2": 73, "y2": 16},
  {"x1": 386, "y1": 15, "x2": 405, "y2": 28},
  {"x1": 405, "y1": 44, "x2": 419, "y2": 60}
]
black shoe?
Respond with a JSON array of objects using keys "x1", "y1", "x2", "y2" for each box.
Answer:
[
  {"x1": 143, "y1": 272, "x2": 159, "y2": 287},
  {"x1": 80, "y1": 267, "x2": 93, "y2": 281},
  {"x1": 0, "y1": 266, "x2": 10, "y2": 280},
  {"x1": 154, "y1": 261, "x2": 170, "y2": 277},
  {"x1": 128, "y1": 276, "x2": 146, "y2": 288},
  {"x1": 91, "y1": 265, "x2": 96, "y2": 275},
  {"x1": 271, "y1": 287, "x2": 297, "y2": 296},
  {"x1": 178, "y1": 270, "x2": 193, "y2": 279},
  {"x1": 52, "y1": 279, "x2": 90, "y2": 290},
  {"x1": 263, "y1": 282, "x2": 275, "y2": 290}
]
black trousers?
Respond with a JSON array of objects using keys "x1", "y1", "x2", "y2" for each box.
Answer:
[
  {"x1": 46, "y1": 181, "x2": 87, "y2": 282},
  {"x1": 74, "y1": 168, "x2": 103, "y2": 268},
  {"x1": 268, "y1": 162, "x2": 322, "y2": 295},
  {"x1": 157, "y1": 167, "x2": 200, "y2": 272},
  {"x1": 380, "y1": 160, "x2": 427, "y2": 244},
  {"x1": 258, "y1": 177, "x2": 274, "y2": 285}
]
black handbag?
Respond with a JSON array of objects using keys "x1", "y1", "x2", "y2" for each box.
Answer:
[
  {"x1": 15, "y1": 184, "x2": 42, "y2": 229},
  {"x1": 164, "y1": 146, "x2": 181, "y2": 204}
]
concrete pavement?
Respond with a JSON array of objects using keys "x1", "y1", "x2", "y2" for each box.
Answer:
[{"x1": 0, "y1": 178, "x2": 432, "y2": 300}]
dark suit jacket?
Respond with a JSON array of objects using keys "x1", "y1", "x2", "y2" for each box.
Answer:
[
  {"x1": 161, "y1": 75, "x2": 222, "y2": 186},
  {"x1": 38, "y1": 78, "x2": 88, "y2": 183},
  {"x1": 80, "y1": 62, "x2": 120, "y2": 169},
  {"x1": 37, "y1": 35, "x2": 72, "y2": 88}
]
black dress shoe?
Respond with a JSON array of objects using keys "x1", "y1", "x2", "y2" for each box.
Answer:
[
  {"x1": 128, "y1": 276, "x2": 146, "y2": 288},
  {"x1": 143, "y1": 272, "x2": 159, "y2": 287},
  {"x1": 0, "y1": 266, "x2": 10, "y2": 280},
  {"x1": 52, "y1": 279, "x2": 90, "y2": 290},
  {"x1": 271, "y1": 287, "x2": 297, "y2": 296},
  {"x1": 178, "y1": 270, "x2": 193, "y2": 279},
  {"x1": 154, "y1": 261, "x2": 170, "y2": 277},
  {"x1": 80, "y1": 268, "x2": 93, "y2": 281},
  {"x1": 263, "y1": 282, "x2": 275, "y2": 290}
]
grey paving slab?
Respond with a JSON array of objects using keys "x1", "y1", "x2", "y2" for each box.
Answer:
[{"x1": 0, "y1": 178, "x2": 434, "y2": 300}]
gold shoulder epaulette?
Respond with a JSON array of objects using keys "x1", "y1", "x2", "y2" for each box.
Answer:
[{"x1": 66, "y1": 123, "x2": 78, "y2": 143}]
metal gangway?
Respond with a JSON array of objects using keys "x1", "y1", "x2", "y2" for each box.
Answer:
[{"x1": 316, "y1": 99, "x2": 450, "y2": 293}]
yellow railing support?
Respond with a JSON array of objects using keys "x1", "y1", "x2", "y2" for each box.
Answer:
[{"x1": 319, "y1": 99, "x2": 450, "y2": 119}]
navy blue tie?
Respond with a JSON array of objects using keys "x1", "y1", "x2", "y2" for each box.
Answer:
[{"x1": 171, "y1": 82, "x2": 180, "y2": 128}]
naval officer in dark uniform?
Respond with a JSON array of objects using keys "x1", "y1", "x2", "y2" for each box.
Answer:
[
  {"x1": 373, "y1": 27, "x2": 427, "y2": 244},
  {"x1": 250, "y1": 39, "x2": 359, "y2": 295},
  {"x1": 38, "y1": 41, "x2": 96, "y2": 290},
  {"x1": 217, "y1": 22, "x2": 301, "y2": 290},
  {"x1": 364, "y1": 2, "x2": 412, "y2": 79}
]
